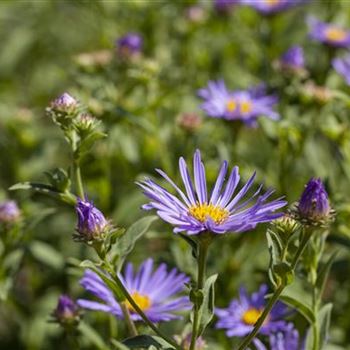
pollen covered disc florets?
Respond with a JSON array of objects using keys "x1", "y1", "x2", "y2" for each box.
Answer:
[
  {"x1": 189, "y1": 203, "x2": 229, "y2": 224},
  {"x1": 126, "y1": 292, "x2": 152, "y2": 312}
]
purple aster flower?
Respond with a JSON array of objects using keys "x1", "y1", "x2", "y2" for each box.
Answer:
[
  {"x1": 0, "y1": 200, "x2": 21, "y2": 223},
  {"x1": 298, "y1": 178, "x2": 330, "y2": 222},
  {"x1": 116, "y1": 33, "x2": 143, "y2": 59},
  {"x1": 78, "y1": 258, "x2": 191, "y2": 322},
  {"x1": 280, "y1": 46, "x2": 305, "y2": 70},
  {"x1": 138, "y1": 150, "x2": 286, "y2": 236},
  {"x1": 198, "y1": 80, "x2": 279, "y2": 127},
  {"x1": 242, "y1": 0, "x2": 304, "y2": 15},
  {"x1": 215, "y1": 285, "x2": 290, "y2": 348},
  {"x1": 269, "y1": 323, "x2": 302, "y2": 350},
  {"x1": 308, "y1": 17, "x2": 350, "y2": 48},
  {"x1": 75, "y1": 197, "x2": 109, "y2": 242},
  {"x1": 52, "y1": 295, "x2": 80, "y2": 327},
  {"x1": 333, "y1": 54, "x2": 350, "y2": 85}
]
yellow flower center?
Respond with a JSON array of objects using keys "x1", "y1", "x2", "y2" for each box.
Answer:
[
  {"x1": 242, "y1": 308, "x2": 263, "y2": 325},
  {"x1": 226, "y1": 99, "x2": 237, "y2": 112},
  {"x1": 126, "y1": 292, "x2": 151, "y2": 312},
  {"x1": 325, "y1": 27, "x2": 347, "y2": 42},
  {"x1": 265, "y1": 0, "x2": 280, "y2": 5},
  {"x1": 240, "y1": 100, "x2": 253, "y2": 114},
  {"x1": 189, "y1": 203, "x2": 229, "y2": 224}
]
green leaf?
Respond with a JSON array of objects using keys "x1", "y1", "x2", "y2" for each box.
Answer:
[
  {"x1": 79, "y1": 321, "x2": 110, "y2": 350},
  {"x1": 29, "y1": 241, "x2": 64, "y2": 270},
  {"x1": 318, "y1": 303, "x2": 333, "y2": 349},
  {"x1": 111, "y1": 339, "x2": 130, "y2": 350},
  {"x1": 266, "y1": 229, "x2": 283, "y2": 286},
  {"x1": 316, "y1": 251, "x2": 338, "y2": 301},
  {"x1": 79, "y1": 131, "x2": 107, "y2": 154},
  {"x1": 197, "y1": 274, "x2": 218, "y2": 335},
  {"x1": 280, "y1": 285, "x2": 315, "y2": 323},
  {"x1": 122, "y1": 335, "x2": 174, "y2": 349},
  {"x1": 112, "y1": 216, "x2": 158, "y2": 264}
]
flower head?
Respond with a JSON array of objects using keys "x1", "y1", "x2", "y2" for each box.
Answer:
[
  {"x1": 52, "y1": 295, "x2": 80, "y2": 327},
  {"x1": 297, "y1": 178, "x2": 331, "y2": 224},
  {"x1": 216, "y1": 285, "x2": 290, "y2": 346},
  {"x1": 198, "y1": 80, "x2": 279, "y2": 127},
  {"x1": 308, "y1": 17, "x2": 350, "y2": 48},
  {"x1": 333, "y1": 54, "x2": 350, "y2": 85},
  {"x1": 75, "y1": 197, "x2": 109, "y2": 242},
  {"x1": 116, "y1": 33, "x2": 143, "y2": 59},
  {"x1": 214, "y1": 0, "x2": 240, "y2": 13},
  {"x1": 50, "y1": 93, "x2": 78, "y2": 113},
  {"x1": 279, "y1": 46, "x2": 305, "y2": 72},
  {"x1": 269, "y1": 323, "x2": 301, "y2": 350},
  {"x1": 242, "y1": 0, "x2": 305, "y2": 15},
  {"x1": 0, "y1": 200, "x2": 20, "y2": 223},
  {"x1": 78, "y1": 259, "x2": 190, "y2": 322},
  {"x1": 139, "y1": 150, "x2": 286, "y2": 236}
]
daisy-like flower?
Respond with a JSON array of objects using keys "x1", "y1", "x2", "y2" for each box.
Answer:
[
  {"x1": 242, "y1": 0, "x2": 305, "y2": 15},
  {"x1": 198, "y1": 80, "x2": 279, "y2": 127},
  {"x1": 308, "y1": 17, "x2": 350, "y2": 48},
  {"x1": 77, "y1": 258, "x2": 190, "y2": 322},
  {"x1": 215, "y1": 285, "x2": 290, "y2": 348},
  {"x1": 333, "y1": 54, "x2": 350, "y2": 85},
  {"x1": 139, "y1": 150, "x2": 286, "y2": 235}
]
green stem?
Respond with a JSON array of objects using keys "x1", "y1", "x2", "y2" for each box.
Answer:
[
  {"x1": 112, "y1": 273, "x2": 181, "y2": 350},
  {"x1": 237, "y1": 284, "x2": 285, "y2": 350},
  {"x1": 120, "y1": 301, "x2": 138, "y2": 337},
  {"x1": 74, "y1": 158, "x2": 85, "y2": 199},
  {"x1": 70, "y1": 130, "x2": 84, "y2": 199},
  {"x1": 189, "y1": 240, "x2": 210, "y2": 350},
  {"x1": 237, "y1": 227, "x2": 313, "y2": 350},
  {"x1": 312, "y1": 287, "x2": 319, "y2": 350}
]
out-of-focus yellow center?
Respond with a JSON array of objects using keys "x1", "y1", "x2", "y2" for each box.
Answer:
[
  {"x1": 325, "y1": 27, "x2": 347, "y2": 42},
  {"x1": 126, "y1": 292, "x2": 151, "y2": 312},
  {"x1": 265, "y1": 0, "x2": 280, "y2": 5},
  {"x1": 242, "y1": 308, "x2": 262, "y2": 325},
  {"x1": 226, "y1": 99, "x2": 237, "y2": 112},
  {"x1": 189, "y1": 203, "x2": 229, "y2": 224},
  {"x1": 240, "y1": 100, "x2": 253, "y2": 114}
]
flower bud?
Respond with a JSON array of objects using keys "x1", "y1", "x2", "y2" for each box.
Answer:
[
  {"x1": 116, "y1": 33, "x2": 143, "y2": 60},
  {"x1": 0, "y1": 200, "x2": 21, "y2": 223},
  {"x1": 272, "y1": 214, "x2": 299, "y2": 238},
  {"x1": 46, "y1": 93, "x2": 79, "y2": 127},
  {"x1": 185, "y1": 5, "x2": 206, "y2": 23},
  {"x1": 275, "y1": 46, "x2": 308, "y2": 77},
  {"x1": 52, "y1": 295, "x2": 80, "y2": 327},
  {"x1": 177, "y1": 113, "x2": 202, "y2": 133},
  {"x1": 75, "y1": 197, "x2": 109, "y2": 242},
  {"x1": 297, "y1": 178, "x2": 332, "y2": 225},
  {"x1": 73, "y1": 114, "x2": 100, "y2": 138}
]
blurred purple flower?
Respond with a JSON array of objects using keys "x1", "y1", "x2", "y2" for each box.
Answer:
[
  {"x1": 242, "y1": 0, "x2": 305, "y2": 15},
  {"x1": 269, "y1": 323, "x2": 302, "y2": 350},
  {"x1": 75, "y1": 197, "x2": 109, "y2": 241},
  {"x1": 198, "y1": 80, "x2": 279, "y2": 127},
  {"x1": 116, "y1": 33, "x2": 143, "y2": 58},
  {"x1": 52, "y1": 295, "x2": 80, "y2": 326},
  {"x1": 333, "y1": 54, "x2": 350, "y2": 85},
  {"x1": 215, "y1": 285, "x2": 290, "y2": 347},
  {"x1": 298, "y1": 178, "x2": 330, "y2": 221},
  {"x1": 308, "y1": 17, "x2": 350, "y2": 48},
  {"x1": 138, "y1": 149, "x2": 286, "y2": 235},
  {"x1": 214, "y1": 0, "x2": 240, "y2": 13},
  {"x1": 78, "y1": 258, "x2": 190, "y2": 322},
  {"x1": 280, "y1": 46, "x2": 305, "y2": 70},
  {"x1": 0, "y1": 200, "x2": 20, "y2": 223}
]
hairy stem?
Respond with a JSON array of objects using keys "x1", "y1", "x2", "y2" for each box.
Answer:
[{"x1": 120, "y1": 302, "x2": 138, "y2": 337}]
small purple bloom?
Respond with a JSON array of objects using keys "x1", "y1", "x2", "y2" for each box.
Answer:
[
  {"x1": 215, "y1": 285, "x2": 290, "y2": 348},
  {"x1": 50, "y1": 93, "x2": 77, "y2": 112},
  {"x1": 0, "y1": 200, "x2": 20, "y2": 223},
  {"x1": 116, "y1": 33, "x2": 143, "y2": 58},
  {"x1": 138, "y1": 149, "x2": 286, "y2": 236},
  {"x1": 333, "y1": 54, "x2": 350, "y2": 85},
  {"x1": 75, "y1": 197, "x2": 109, "y2": 241},
  {"x1": 78, "y1": 259, "x2": 191, "y2": 322},
  {"x1": 280, "y1": 46, "x2": 305, "y2": 70},
  {"x1": 298, "y1": 178, "x2": 330, "y2": 221},
  {"x1": 214, "y1": 0, "x2": 240, "y2": 13},
  {"x1": 308, "y1": 17, "x2": 350, "y2": 48},
  {"x1": 53, "y1": 295, "x2": 80, "y2": 326},
  {"x1": 198, "y1": 80, "x2": 279, "y2": 127},
  {"x1": 269, "y1": 323, "x2": 302, "y2": 350},
  {"x1": 242, "y1": 0, "x2": 305, "y2": 15}
]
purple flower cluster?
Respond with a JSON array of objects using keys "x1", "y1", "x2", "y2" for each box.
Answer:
[
  {"x1": 333, "y1": 54, "x2": 350, "y2": 86},
  {"x1": 308, "y1": 17, "x2": 350, "y2": 48},
  {"x1": 78, "y1": 258, "x2": 191, "y2": 322},
  {"x1": 139, "y1": 150, "x2": 286, "y2": 235},
  {"x1": 198, "y1": 80, "x2": 279, "y2": 127},
  {"x1": 216, "y1": 285, "x2": 301, "y2": 350}
]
